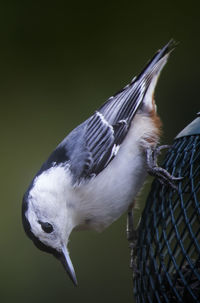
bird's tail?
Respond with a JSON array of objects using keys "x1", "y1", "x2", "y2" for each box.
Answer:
[
  {"x1": 99, "y1": 40, "x2": 176, "y2": 124},
  {"x1": 136, "y1": 39, "x2": 176, "y2": 81},
  {"x1": 135, "y1": 39, "x2": 176, "y2": 113}
]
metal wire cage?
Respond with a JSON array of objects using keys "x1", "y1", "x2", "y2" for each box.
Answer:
[{"x1": 134, "y1": 116, "x2": 200, "y2": 303}]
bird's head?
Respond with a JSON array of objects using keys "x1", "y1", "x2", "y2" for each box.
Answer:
[{"x1": 22, "y1": 167, "x2": 78, "y2": 286}]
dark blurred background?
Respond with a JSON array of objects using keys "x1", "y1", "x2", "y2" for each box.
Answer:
[{"x1": 1, "y1": 1, "x2": 200, "y2": 302}]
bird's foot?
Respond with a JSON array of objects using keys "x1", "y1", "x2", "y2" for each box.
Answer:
[{"x1": 146, "y1": 145, "x2": 183, "y2": 190}]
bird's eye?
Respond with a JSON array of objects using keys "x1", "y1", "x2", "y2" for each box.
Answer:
[{"x1": 38, "y1": 221, "x2": 53, "y2": 233}]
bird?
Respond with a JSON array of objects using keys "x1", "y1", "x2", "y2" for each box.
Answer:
[{"x1": 22, "y1": 40, "x2": 178, "y2": 286}]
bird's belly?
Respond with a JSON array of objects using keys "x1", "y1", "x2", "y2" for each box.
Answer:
[
  {"x1": 73, "y1": 113, "x2": 158, "y2": 232},
  {"x1": 75, "y1": 144, "x2": 147, "y2": 231}
]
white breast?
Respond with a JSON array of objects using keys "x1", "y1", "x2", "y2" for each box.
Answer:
[
  {"x1": 30, "y1": 112, "x2": 159, "y2": 234},
  {"x1": 71, "y1": 112, "x2": 159, "y2": 231}
]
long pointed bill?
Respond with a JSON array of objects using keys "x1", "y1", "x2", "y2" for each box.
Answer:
[{"x1": 59, "y1": 245, "x2": 78, "y2": 286}]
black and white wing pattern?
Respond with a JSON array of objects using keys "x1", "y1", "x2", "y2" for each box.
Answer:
[
  {"x1": 42, "y1": 40, "x2": 175, "y2": 183},
  {"x1": 78, "y1": 79, "x2": 147, "y2": 181},
  {"x1": 83, "y1": 111, "x2": 128, "y2": 176},
  {"x1": 71, "y1": 40, "x2": 175, "y2": 181}
]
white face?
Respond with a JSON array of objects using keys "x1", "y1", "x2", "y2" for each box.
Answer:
[
  {"x1": 26, "y1": 166, "x2": 74, "y2": 251},
  {"x1": 26, "y1": 199, "x2": 63, "y2": 250},
  {"x1": 24, "y1": 166, "x2": 78, "y2": 285}
]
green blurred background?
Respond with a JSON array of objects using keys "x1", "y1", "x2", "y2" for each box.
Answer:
[{"x1": 1, "y1": 1, "x2": 200, "y2": 302}]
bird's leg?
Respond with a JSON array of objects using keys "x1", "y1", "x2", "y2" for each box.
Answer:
[
  {"x1": 127, "y1": 205, "x2": 134, "y2": 242},
  {"x1": 127, "y1": 204, "x2": 140, "y2": 276},
  {"x1": 146, "y1": 145, "x2": 183, "y2": 189}
]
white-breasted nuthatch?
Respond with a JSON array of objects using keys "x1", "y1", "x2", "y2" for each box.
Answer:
[{"x1": 22, "y1": 40, "x2": 178, "y2": 286}]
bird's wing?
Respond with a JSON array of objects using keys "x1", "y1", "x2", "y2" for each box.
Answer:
[
  {"x1": 79, "y1": 78, "x2": 149, "y2": 180},
  {"x1": 44, "y1": 40, "x2": 175, "y2": 183},
  {"x1": 81, "y1": 111, "x2": 128, "y2": 178},
  {"x1": 75, "y1": 40, "x2": 175, "y2": 181}
]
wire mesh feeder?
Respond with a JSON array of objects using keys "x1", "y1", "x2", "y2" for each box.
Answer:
[{"x1": 133, "y1": 116, "x2": 200, "y2": 303}]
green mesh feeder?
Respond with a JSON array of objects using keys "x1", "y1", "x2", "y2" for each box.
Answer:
[{"x1": 133, "y1": 116, "x2": 200, "y2": 303}]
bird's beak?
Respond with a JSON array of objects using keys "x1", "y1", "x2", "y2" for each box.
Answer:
[{"x1": 59, "y1": 245, "x2": 78, "y2": 286}]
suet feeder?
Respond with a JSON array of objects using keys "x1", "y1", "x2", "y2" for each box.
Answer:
[{"x1": 133, "y1": 115, "x2": 200, "y2": 302}]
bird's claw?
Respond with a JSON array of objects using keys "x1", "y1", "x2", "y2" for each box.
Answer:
[{"x1": 146, "y1": 145, "x2": 183, "y2": 190}]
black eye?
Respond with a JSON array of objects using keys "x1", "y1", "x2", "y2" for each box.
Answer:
[{"x1": 38, "y1": 221, "x2": 53, "y2": 233}]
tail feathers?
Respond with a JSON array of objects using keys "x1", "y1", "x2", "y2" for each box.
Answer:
[
  {"x1": 139, "y1": 50, "x2": 171, "y2": 113},
  {"x1": 137, "y1": 40, "x2": 177, "y2": 113},
  {"x1": 99, "y1": 40, "x2": 176, "y2": 125},
  {"x1": 136, "y1": 39, "x2": 176, "y2": 81}
]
